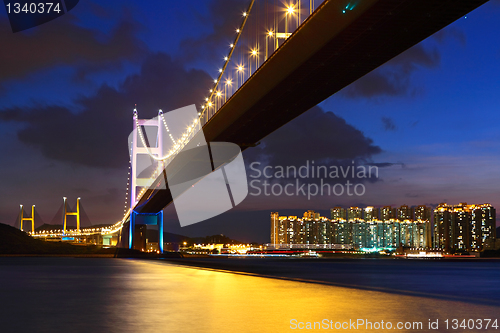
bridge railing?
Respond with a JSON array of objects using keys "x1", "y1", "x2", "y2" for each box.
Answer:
[{"x1": 199, "y1": 0, "x2": 326, "y2": 127}]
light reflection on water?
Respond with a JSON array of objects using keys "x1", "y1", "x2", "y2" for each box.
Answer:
[{"x1": 0, "y1": 258, "x2": 498, "y2": 332}]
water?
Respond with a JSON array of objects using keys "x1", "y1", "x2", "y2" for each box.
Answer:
[
  {"x1": 165, "y1": 257, "x2": 500, "y2": 305},
  {"x1": 0, "y1": 257, "x2": 499, "y2": 332}
]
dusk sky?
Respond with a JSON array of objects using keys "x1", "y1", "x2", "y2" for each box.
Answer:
[{"x1": 1, "y1": 0, "x2": 500, "y2": 243}]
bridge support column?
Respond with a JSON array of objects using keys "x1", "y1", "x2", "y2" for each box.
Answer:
[
  {"x1": 63, "y1": 197, "x2": 80, "y2": 234},
  {"x1": 129, "y1": 210, "x2": 164, "y2": 253},
  {"x1": 19, "y1": 204, "x2": 35, "y2": 233}
]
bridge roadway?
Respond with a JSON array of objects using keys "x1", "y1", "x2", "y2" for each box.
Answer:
[{"x1": 133, "y1": 0, "x2": 488, "y2": 214}]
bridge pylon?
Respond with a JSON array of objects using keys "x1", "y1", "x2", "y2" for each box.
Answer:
[
  {"x1": 63, "y1": 197, "x2": 80, "y2": 234},
  {"x1": 130, "y1": 108, "x2": 163, "y2": 209},
  {"x1": 128, "y1": 108, "x2": 164, "y2": 253},
  {"x1": 19, "y1": 204, "x2": 35, "y2": 233}
]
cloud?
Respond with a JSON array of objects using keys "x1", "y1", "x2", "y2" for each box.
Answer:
[
  {"x1": 368, "y1": 162, "x2": 405, "y2": 168},
  {"x1": 342, "y1": 44, "x2": 440, "y2": 99},
  {"x1": 178, "y1": 0, "x2": 248, "y2": 65},
  {"x1": 433, "y1": 26, "x2": 466, "y2": 46},
  {"x1": 244, "y1": 106, "x2": 382, "y2": 168},
  {"x1": 0, "y1": 53, "x2": 212, "y2": 168},
  {"x1": 381, "y1": 117, "x2": 396, "y2": 131},
  {"x1": 0, "y1": 14, "x2": 146, "y2": 84}
]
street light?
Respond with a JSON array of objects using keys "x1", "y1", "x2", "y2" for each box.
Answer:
[
  {"x1": 250, "y1": 48, "x2": 259, "y2": 74},
  {"x1": 237, "y1": 65, "x2": 244, "y2": 86},
  {"x1": 225, "y1": 79, "x2": 232, "y2": 101},
  {"x1": 266, "y1": 30, "x2": 274, "y2": 60},
  {"x1": 286, "y1": 4, "x2": 296, "y2": 35}
]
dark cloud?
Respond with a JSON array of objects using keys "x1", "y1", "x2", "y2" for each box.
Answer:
[
  {"x1": 433, "y1": 26, "x2": 466, "y2": 46},
  {"x1": 244, "y1": 106, "x2": 382, "y2": 168},
  {"x1": 381, "y1": 117, "x2": 396, "y2": 131},
  {"x1": 342, "y1": 44, "x2": 440, "y2": 98},
  {"x1": 368, "y1": 162, "x2": 405, "y2": 168},
  {"x1": 178, "y1": 0, "x2": 248, "y2": 65},
  {"x1": 86, "y1": 2, "x2": 113, "y2": 19},
  {"x1": 0, "y1": 53, "x2": 212, "y2": 168},
  {"x1": 0, "y1": 14, "x2": 145, "y2": 84},
  {"x1": 0, "y1": 51, "x2": 381, "y2": 173}
]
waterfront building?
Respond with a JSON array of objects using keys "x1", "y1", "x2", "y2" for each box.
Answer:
[
  {"x1": 433, "y1": 203, "x2": 496, "y2": 251},
  {"x1": 330, "y1": 207, "x2": 346, "y2": 220},
  {"x1": 397, "y1": 205, "x2": 411, "y2": 221},
  {"x1": 269, "y1": 202, "x2": 500, "y2": 251},
  {"x1": 380, "y1": 206, "x2": 396, "y2": 221}
]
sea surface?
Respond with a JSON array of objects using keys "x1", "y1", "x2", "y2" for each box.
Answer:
[{"x1": 0, "y1": 257, "x2": 499, "y2": 332}]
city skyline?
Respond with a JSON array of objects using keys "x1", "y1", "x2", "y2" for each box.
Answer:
[{"x1": 271, "y1": 202, "x2": 496, "y2": 251}]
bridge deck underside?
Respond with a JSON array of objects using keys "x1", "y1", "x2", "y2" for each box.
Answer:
[{"x1": 134, "y1": 0, "x2": 487, "y2": 214}]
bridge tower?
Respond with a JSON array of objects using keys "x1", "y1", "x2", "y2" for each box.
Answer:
[
  {"x1": 129, "y1": 109, "x2": 164, "y2": 253},
  {"x1": 63, "y1": 197, "x2": 80, "y2": 234},
  {"x1": 130, "y1": 109, "x2": 163, "y2": 209},
  {"x1": 19, "y1": 204, "x2": 35, "y2": 233}
]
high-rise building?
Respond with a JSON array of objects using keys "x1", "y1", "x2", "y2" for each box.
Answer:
[
  {"x1": 347, "y1": 207, "x2": 363, "y2": 221},
  {"x1": 332, "y1": 219, "x2": 353, "y2": 245},
  {"x1": 304, "y1": 210, "x2": 320, "y2": 220},
  {"x1": 434, "y1": 203, "x2": 452, "y2": 250},
  {"x1": 471, "y1": 204, "x2": 496, "y2": 250},
  {"x1": 453, "y1": 203, "x2": 470, "y2": 250},
  {"x1": 397, "y1": 205, "x2": 412, "y2": 221},
  {"x1": 414, "y1": 205, "x2": 431, "y2": 221},
  {"x1": 380, "y1": 206, "x2": 396, "y2": 221},
  {"x1": 413, "y1": 205, "x2": 432, "y2": 248},
  {"x1": 271, "y1": 203, "x2": 495, "y2": 251},
  {"x1": 271, "y1": 211, "x2": 332, "y2": 245},
  {"x1": 331, "y1": 207, "x2": 346, "y2": 220},
  {"x1": 364, "y1": 206, "x2": 379, "y2": 221},
  {"x1": 433, "y1": 203, "x2": 496, "y2": 251},
  {"x1": 331, "y1": 206, "x2": 430, "y2": 249},
  {"x1": 270, "y1": 212, "x2": 279, "y2": 244}
]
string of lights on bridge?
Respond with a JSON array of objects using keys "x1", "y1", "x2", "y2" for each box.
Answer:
[
  {"x1": 199, "y1": 0, "x2": 326, "y2": 125},
  {"x1": 130, "y1": 108, "x2": 200, "y2": 207},
  {"x1": 123, "y1": 0, "x2": 329, "y2": 223},
  {"x1": 120, "y1": 0, "x2": 347, "y2": 228},
  {"x1": 24, "y1": 0, "x2": 357, "y2": 239}
]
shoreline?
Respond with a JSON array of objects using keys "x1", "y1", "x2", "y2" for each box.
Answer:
[{"x1": 149, "y1": 257, "x2": 500, "y2": 307}]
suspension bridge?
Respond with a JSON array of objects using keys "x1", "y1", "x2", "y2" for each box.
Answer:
[{"x1": 23, "y1": 0, "x2": 488, "y2": 252}]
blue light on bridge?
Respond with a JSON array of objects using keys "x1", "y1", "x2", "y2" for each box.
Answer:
[{"x1": 343, "y1": 2, "x2": 358, "y2": 14}]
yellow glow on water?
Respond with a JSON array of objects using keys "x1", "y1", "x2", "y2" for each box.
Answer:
[{"x1": 102, "y1": 260, "x2": 500, "y2": 332}]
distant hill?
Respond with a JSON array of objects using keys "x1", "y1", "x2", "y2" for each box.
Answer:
[
  {"x1": 145, "y1": 229, "x2": 190, "y2": 243},
  {"x1": 0, "y1": 223, "x2": 182, "y2": 257},
  {"x1": 0, "y1": 223, "x2": 101, "y2": 254},
  {"x1": 1, "y1": 222, "x2": 243, "y2": 255},
  {"x1": 146, "y1": 230, "x2": 242, "y2": 245},
  {"x1": 190, "y1": 234, "x2": 243, "y2": 245}
]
